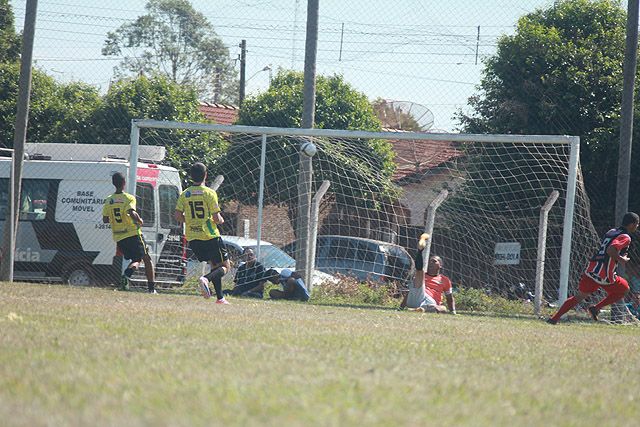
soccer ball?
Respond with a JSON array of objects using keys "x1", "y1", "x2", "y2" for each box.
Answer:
[{"x1": 300, "y1": 141, "x2": 318, "y2": 157}]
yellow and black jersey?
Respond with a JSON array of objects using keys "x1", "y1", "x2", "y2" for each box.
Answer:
[
  {"x1": 102, "y1": 192, "x2": 140, "y2": 242},
  {"x1": 176, "y1": 185, "x2": 221, "y2": 241}
]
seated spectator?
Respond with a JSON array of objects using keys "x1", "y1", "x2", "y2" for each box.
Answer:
[
  {"x1": 401, "y1": 234, "x2": 456, "y2": 314},
  {"x1": 626, "y1": 292, "x2": 640, "y2": 319},
  {"x1": 266, "y1": 268, "x2": 310, "y2": 302},
  {"x1": 224, "y1": 248, "x2": 266, "y2": 298}
]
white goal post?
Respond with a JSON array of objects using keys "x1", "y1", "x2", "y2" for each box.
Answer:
[{"x1": 130, "y1": 119, "x2": 593, "y2": 303}]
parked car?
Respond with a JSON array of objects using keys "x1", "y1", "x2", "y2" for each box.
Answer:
[
  {"x1": 186, "y1": 236, "x2": 337, "y2": 287},
  {"x1": 283, "y1": 235, "x2": 414, "y2": 287}
]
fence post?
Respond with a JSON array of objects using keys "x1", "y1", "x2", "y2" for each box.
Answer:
[
  {"x1": 307, "y1": 180, "x2": 330, "y2": 292},
  {"x1": 422, "y1": 190, "x2": 449, "y2": 266},
  {"x1": 534, "y1": 190, "x2": 559, "y2": 317}
]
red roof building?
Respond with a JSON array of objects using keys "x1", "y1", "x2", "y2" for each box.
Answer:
[{"x1": 198, "y1": 102, "x2": 239, "y2": 125}]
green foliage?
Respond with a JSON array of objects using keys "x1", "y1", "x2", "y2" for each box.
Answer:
[
  {"x1": 239, "y1": 71, "x2": 382, "y2": 131},
  {"x1": 456, "y1": 0, "x2": 632, "y2": 226},
  {"x1": 218, "y1": 70, "x2": 397, "y2": 212},
  {"x1": 0, "y1": 0, "x2": 20, "y2": 63},
  {"x1": 310, "y1": 274, "x2": 400, "y2": 306},
  {"x1": 90, "y1": 74, "x2": 229, "y2": 182},
  {"x1": 91, "y1": 74, "x2": 207, "y2": 144},
  {"x1": 454, "y1": 287, "x2": 536, "y2": 315},
  {"x1": 102, "y1": 0, "x2": 238, "y2": 104},
  {"x1": 0, "y1": 62, "x2": 102, "y2": 146}
]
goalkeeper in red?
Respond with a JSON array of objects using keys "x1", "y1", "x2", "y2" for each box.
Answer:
[
  {"x1": 548, "y1": 212, "x2": 639, "y2": 324},
  {"x1": 175, "y1": 163, "x2": 230, "y2": 304},
  {"x1": 102, "y1": 172, "x2": 156, "y2": 293}
]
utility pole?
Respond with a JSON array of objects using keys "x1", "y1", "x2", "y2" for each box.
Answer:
[
  {"x1": 612, "y1": 0, "x2": 639, "y2": 322},
  {"x1": 239, "y1": 40, "x2": 246, "y2": 106},
  {"x1": 296, "y1": 0, "x2": 319, "y2": 287},
  {"x1": 0, "y1": 0, "x2": 38, "y2": 282},
  {"x1": 615, "y1": 0, "x2": 639, "y2": 224}
]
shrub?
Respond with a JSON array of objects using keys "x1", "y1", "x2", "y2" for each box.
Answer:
[{"x1": 312, "y1": 274, "x2": 400, "y2": 306}]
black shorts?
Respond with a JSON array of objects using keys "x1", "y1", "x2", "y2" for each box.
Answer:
[
  {"x1": 189, "y1": 237, "x2": 229, "y2": 264},
  {"x1": 117, "y1": 234, "x2": 148, "y2": 263}
]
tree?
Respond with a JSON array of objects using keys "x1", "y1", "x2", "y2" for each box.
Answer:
[
  {"x1": 102, "y1": 0, "x2": 238, "y2": 104},
  {"x1": 0, "y1": 0, "x2": 20, "y2": 63},
  {"x1": 90, "y1": 74, "x2": 228, "y2": 181},
  {"x1": 456, "y1": 0, "x2": 632, "y2": 227},
  {"x1": 0, "y1": 62, "x2": 102, "y2": 146},
  {"x1": 214, "y1": 70, "x2": 398, "y2": 236}
]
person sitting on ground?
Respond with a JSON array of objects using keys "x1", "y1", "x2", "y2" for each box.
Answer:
[
  {"x1": 266, "y1": 268, "x2": 310, "y2": 302},
  {"x1": 401, "y1": 233, "x2": 456, "y2": 314},
  {"x1": 625, "y1": 292, "x2": 640, "y2": 320},
  {"x1": 224, "y1": 248, "x2": 266, "y2": 298}
]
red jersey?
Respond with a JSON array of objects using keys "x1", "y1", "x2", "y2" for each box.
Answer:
[
  {"x1": 585, "y1": 227, "x2": 632, "y2": 285},
  {"x1": 424, "y1": 273, "x2": 452, "y2": 305}
]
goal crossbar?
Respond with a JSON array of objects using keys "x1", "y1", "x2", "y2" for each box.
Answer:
[{"x1": 133, "y1": 119, "x2": 577, "y2": 145}]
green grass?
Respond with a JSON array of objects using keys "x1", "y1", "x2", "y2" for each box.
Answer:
[{"x1": 2, "y1": 282, "x2": 640, "y2": 426}]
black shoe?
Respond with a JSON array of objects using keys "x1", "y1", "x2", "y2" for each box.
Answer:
[
  {"x1": 546, "y1": 317, "x2": 558, "y2": 325},
  {"x1": 588, "y1": 306, "x2": 600, "y2": 321}
]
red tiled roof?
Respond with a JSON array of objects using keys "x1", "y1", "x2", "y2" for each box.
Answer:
[
  {"x1": 389, "y1": 137, "x2": 464, "y2": 182},
  {"x1": 198, "y1": 102, "x2": 239, "y2": 125}
]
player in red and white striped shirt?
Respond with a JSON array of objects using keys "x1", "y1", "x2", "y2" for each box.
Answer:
[{"x1": 548, "y1": 212, "x2": 639, "y2": 324}]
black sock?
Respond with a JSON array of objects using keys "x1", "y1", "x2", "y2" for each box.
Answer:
[
  {"x1": 206, "y1": 267, "x2": 225, "y2": 300},
  {"x1": 148, "y1": 282, "x2": 155, "y2": 292},
  {"x1": 212, "y1": 278, "x2": 223, "y2": 300},
  {"x1": 205, "y1": 267, "x2": 225, "y2": 282},
  {"x1": 413, "y1": 248, "x2": 424, "y2": 271}
]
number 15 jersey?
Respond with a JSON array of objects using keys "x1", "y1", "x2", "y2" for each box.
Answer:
[{"x1": 176, "y1": 185, "x2": 221, "y2": 241}]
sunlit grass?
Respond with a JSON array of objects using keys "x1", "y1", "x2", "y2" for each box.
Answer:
[{"x1": 1, "y1": 282, "x2": 639, "y2": 426}]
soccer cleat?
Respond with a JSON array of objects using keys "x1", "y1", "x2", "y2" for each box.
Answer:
[
  {"x1": 215, "y1": 297, "x2": 230, "y2": 305},
  {"x1": 546, "y1": 317, "x2": 558, "y2": 325},
  {"x1": 588, "y1": 306, "x2": 600, "y2": 321},
  {"x1": 148, "y1": 289, "x2": 158, "y2": 294},
  {"x1": 198, "y1": 276, "x2": 211, "y2": 299},
  {"x1": 408, "y1": 307, "x2": 425, "y2": 313}
]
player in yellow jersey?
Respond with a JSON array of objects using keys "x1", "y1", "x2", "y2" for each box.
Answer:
[
  {"x1": 175, "y1": 163, "x2": 230, "y2": 304},
  {"x1": 102, "y1": 172, "x2": 156, "y2": 293}
]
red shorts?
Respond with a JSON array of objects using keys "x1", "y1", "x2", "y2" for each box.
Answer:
[{"x1": 578, "y1": 274, "x2": 629, "y2": 295}]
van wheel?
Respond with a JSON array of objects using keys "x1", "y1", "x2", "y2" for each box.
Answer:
[{"x1": 64, "y1": 267, "x2": 93, "y2": 286}]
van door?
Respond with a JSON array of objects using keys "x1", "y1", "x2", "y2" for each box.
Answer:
[{"x1": 135, "y1": 182, "x2": 157, "y2": 263}]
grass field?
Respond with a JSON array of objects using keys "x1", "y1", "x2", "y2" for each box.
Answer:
[{"x1": 2, "y1": 282, "x2": 640, "y2": 426}]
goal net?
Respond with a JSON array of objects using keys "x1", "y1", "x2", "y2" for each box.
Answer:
[{"x1": 133, "y1": 120, "x2": 600, "y2": 309}]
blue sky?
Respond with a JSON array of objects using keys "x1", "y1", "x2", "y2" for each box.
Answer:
[{"x1": 10, "y1": 0, "x2": 563, "y2": 131}]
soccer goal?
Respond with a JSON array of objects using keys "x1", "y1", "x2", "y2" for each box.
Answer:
[{"x1": 130, "y1": 119, "x2": 598, "y2": 306}]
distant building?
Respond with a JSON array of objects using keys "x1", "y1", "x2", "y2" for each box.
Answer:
[{"x1": 198, "y1": 102, "x2": 239, "y2": 125}]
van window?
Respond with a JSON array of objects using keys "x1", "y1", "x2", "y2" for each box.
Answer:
[
  {"x1": 135, "y1": 182, "x2": 155, "y2": 227},
  {"x1": 0, "y1": 178, "x2": 50, "y2": 221},
  {"x1": 159, "y1": 185, "x2": 179, "y2": 228}
]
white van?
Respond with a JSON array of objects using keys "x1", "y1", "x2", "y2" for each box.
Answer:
[{"x1": 0, "y1": 144, "x2": 186, "y2": 287}]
